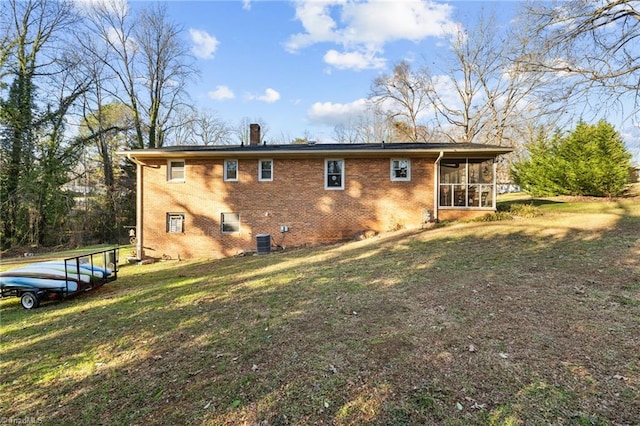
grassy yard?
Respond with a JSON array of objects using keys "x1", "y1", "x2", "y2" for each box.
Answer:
[{"x1": 1, "y1": 195, "x2": 639, "y2": 425}]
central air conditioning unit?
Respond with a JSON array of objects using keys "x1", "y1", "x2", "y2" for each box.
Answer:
[{"x1": 256, "y1": 234, "x2": 271, "y2": 255}]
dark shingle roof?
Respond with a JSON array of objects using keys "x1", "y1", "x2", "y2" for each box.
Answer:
[{"x1": 119, "y1": 142, "x2": 512, "y2": 158}]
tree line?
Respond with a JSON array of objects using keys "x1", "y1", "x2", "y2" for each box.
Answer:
[
  {"x1": 0, "y1": 0, "x2": 637, "y2": 251},
  {"x1": 0, "y1": 0, "x2": 265, "y2": 250}
]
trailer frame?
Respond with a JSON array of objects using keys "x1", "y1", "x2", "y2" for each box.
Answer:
[{"x1": 0, "y1": 247, "x2": 119, "y2": 309}]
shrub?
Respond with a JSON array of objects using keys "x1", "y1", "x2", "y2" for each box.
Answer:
[
  {"x1": 508, "y1": 203, "x2": 542, "y2": 218},
  {"x1": 472, "y1": 212, "x2": 514, "y2": 222}
]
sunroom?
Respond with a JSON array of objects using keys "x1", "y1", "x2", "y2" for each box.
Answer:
[{"x1": 438, "y1": 158, "x2": 496, "y2": 210}]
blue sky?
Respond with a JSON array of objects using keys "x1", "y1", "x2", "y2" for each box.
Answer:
[
  {"x1": 156, "y1": 0, "x2": 521, "y2": 141},
  {"x1": 121, "y1": 0, "x2": 639, "y2": 161}
]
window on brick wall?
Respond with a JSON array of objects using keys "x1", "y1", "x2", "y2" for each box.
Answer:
[
  {"x1": 166, "y1": 213, "x2": 185, "y2": 233},
  {"x1": 224, "y1": 159, "x2": 238, "y2": 181},
  {"x1": 259, "y1": 159, "x2": 273, "y2": 181},
  {"x1": 221, "y1": 212, "x2": 240, "y2": 233},
  {"x1": 390, "y1": 159, "x2": 411, "y2": 181},
  {"x1": 325, "y1": 159, "x2": 344, "y2": 190},
  {"x1": 167, "y1": 160, "x2": 185, "y2": 182}
]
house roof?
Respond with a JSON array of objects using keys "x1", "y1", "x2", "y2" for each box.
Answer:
[{"x1": 118, "y1": 142, "x2": 513, "y2": 160}]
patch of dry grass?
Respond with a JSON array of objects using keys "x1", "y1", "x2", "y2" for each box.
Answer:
[{"x1": 1, "y1": 196, "x2": 639, "y2": 425}]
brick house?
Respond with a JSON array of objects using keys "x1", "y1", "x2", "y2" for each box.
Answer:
[{"x1": 121, "y1": 128, "x2": 511, "y2": 259}]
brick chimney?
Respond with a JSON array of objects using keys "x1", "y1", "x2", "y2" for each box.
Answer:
[{"x1": 249, "y1": 123, "x2": 261, "y2": 146}]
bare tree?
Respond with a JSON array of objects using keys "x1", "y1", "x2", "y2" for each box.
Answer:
[
  {"x1": 420, "y1": 13, "x2": 504, "y2": 144},
  {"x1": 80, "y1": 1, "x2": 196, "y2": 149},
  {"x1": 482, "y1": 13, "x2": 568, "y2": 148},
  {"x1": 77, "y1": 97, "x2": 133, "y2": 241},
  {"x1": 370, "y1": 61, "x2": 430, "y2": 142},
  {"x1": 168, "y1": 105, "x2": 197, "y2": 145},
  {"x1": 523, "y1": 0, "x2": 640, "y2": 108},
  {"x1": 362, "y1": 102, "x2": 394, "y2": 143},
  {"x1": 233, "y1": 117, "x2": 270, "y2": 144},
  {"x1": 332, "y1": 102, "x2": 388, "y2": 143},
  {"x1": 0, "y1": 6, "x2": 14, "y2": 81},
  {"x1": 135, "y1": 4, "x2": 196, "y2": 148},
  {"x1": 168, "y1": 106, "x2": 232, "y2": 145},
  {"x1": 332, "y1": 121, "x2": 360, "y2": 144},
  {"x1": 79, "y1": 0, "x2": 141, "y2": 146},
  {"x1": 330, "y1": 98, "x2": 429, "y2": 144},
  {"x1": 192, "y1": 109, "x2": 233, "y2": 145},
  {"x1": 418, "y1": 10, "x2": 557, "y2": 148}
]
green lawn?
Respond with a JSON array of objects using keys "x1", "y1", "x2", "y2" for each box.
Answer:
[{"x1": 1, "y1": 195, "x2": 639, "y2": 425}]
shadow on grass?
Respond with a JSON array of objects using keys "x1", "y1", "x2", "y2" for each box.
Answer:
[
  {"x1": 1, "y1": 202, "x2": 639, "y2": 425},
  {"x1": 496, "y1": 198, "x2": 565, "y2": 211}
]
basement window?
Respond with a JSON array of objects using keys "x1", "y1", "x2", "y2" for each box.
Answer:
[
  {"x1": 167, "y1": 160, "x2": 185, "y2": 182},
  {"x1": 221, "y1": 212, "x2": 240, "y2": 233},
  {"x1": 224, "y1": 159, "x2": 238, "y2": 181},
  {"x1": 166, "y1": 213, "x2": 185, "y2": 233},
  {"x1": 259, "y1": 159, "x2": 273, "y2": 181},
  {"x1": 325, "y1": 159, "x2": 344, "y2": 190},
  {"x1": 391, "y1": 159, "x2": 411, "y2": 181}
]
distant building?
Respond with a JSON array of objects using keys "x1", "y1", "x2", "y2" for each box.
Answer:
[{"x1": 630, "y1": 165, "x2": 640, "y2": 183}]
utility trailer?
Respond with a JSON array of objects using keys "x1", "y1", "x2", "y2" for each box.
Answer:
[{"x1": 0, "y1": 247, "x2": 118, "y2": 309}]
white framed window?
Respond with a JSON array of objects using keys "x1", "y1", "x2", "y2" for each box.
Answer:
[
  {"x1": 166, "y1": 213, "x2": 185, "y2": 233},
  {"x1": 325, "y1": 159, "x2": 344, "y2": 190},
  {"x1": 391, "y1": 159, "x2": 411, "y2": 181},
  {"x1": 167, "y1": 160, "x2": 185, "y2": 182},
  {"x1": 259, "y1": 159, "x2": 273, "y2": 181},
  {"x1": 224, "y1": 159, "x2": 238, "y2": 181},
  {"x1": 221, "y1": 212, "x2": 240, "y2": 233}
]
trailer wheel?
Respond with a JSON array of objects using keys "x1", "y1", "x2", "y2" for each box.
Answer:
[{"x1": 20, "y1": 292, "x2": 40, "y2": 310}]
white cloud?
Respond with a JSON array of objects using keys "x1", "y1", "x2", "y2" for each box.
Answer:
[
  {"x1": 72, "y1": 0, "x2": 128, "y2": 17},
  {"x1": 430, "y1": 74, "x2": 461, "y2": 110},
  {"x1": 260, "y1": 88, "x2": 281, "y2": 103},
  {"x1": 242, "y1": 0, "x2": 251, "y2": 11},
  {"x1": 208, "y1": 85, "x2": 235, "y2": 101},
  {"x1": 285, "y1": 0, "x2": 459, "y2": 71},
  {"x1": 340, "y1": 0, "x2": 459, "y2": 44},
  {"x1": 107, "y1": 26, "x2": 138, "y2": 53},
  {"x1": 189, "y1": 29, "x2": 219, "y2": 60},
  {"x1": 307, "y1": 98, "x2": 370, "y2": 126},
  {"x1": 247, "y1": 88, "x2": 281, "y2": 103},
  {"x1": 621, "y1": 125, "x2": 640, "y2": 164},
  {"x1": 323, "y1": 49, "x2": 385, "y2": 70}
]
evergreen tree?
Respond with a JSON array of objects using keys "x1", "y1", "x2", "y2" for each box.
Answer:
[{"x1": 512, "y1": 120, "x2": 632, "y2": 197}]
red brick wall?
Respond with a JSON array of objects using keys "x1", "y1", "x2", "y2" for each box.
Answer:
[
  {"x1": 140, "y1": 156, "x2": 439, "y2": 259},
  {"x1": 437, "y1": 209, "x2": 488, "y2": 221}
]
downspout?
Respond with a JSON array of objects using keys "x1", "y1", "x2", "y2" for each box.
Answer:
[
  {"x1": 433, "y1": 151, "x2": 444, "y2": 222},
  {"x1": 493, "y1": 158, "x2": 498, "y2": 210},
  {"x1": 127, "y1": 154, "x2": 145, "y2": 260}
]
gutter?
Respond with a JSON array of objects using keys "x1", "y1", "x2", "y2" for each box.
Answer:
[
  {"x1": 116, "y1": 146, "x2": 513, "y2": 160},
  {"x1": 126, "y1": 153, "x2": 147, "y2": 166},
  {"x1": 433, "y1": 151, "x2": 444, "y2": 222}
]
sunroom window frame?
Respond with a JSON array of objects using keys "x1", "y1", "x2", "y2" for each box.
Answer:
[{"x1": 438, "y1": 158, "x2": 496, "y2": 210}]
